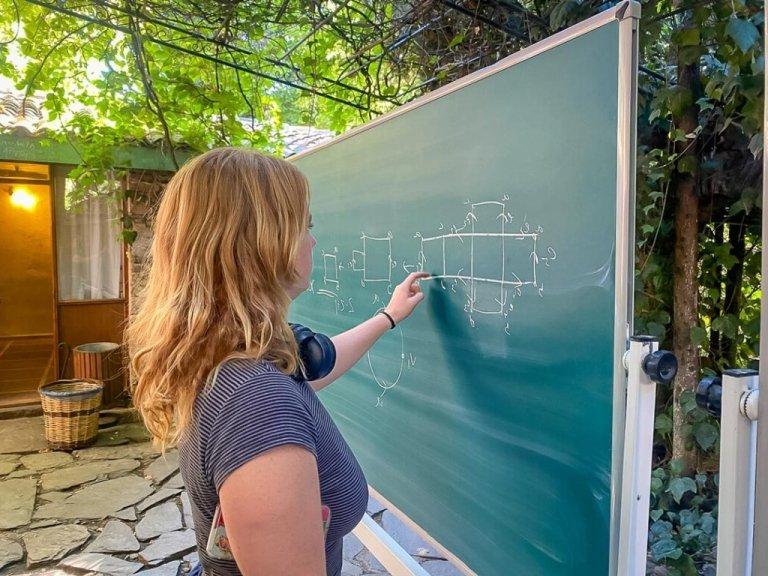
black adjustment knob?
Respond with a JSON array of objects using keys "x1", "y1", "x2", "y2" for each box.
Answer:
[
  {"x1": 696, "y1": 375, "x2": 722, "y2": 418},
  {"x1": 642, "y1": 350, "x2": 678, "y2": 385}
]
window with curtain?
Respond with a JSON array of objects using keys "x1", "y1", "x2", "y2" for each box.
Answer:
[{"x1": 54, "y1": 166, "x2": 123, "y2": 301}]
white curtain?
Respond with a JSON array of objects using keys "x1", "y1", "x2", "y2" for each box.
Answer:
[{"x1": 54, "y1": 166, "x2": 122, "y2": 301}]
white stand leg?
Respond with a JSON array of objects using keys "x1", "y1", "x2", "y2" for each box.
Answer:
[
  {"x1": 617, "y1": 337, "x2": 659, "y2": 576},
  {"x1": 352, "y1": 514, "x2": 431, "y2": 576},
  {"x1": 717, "y1": 369, "x2": 759, "y2": 576}
]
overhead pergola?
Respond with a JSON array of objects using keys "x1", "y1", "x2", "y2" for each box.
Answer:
[
  {"x1": 0, "y1": 0, "x2": 686, "y2": 165},
  {"x1": 13, "y1": 0, "x2": 574, "y2": 116}
]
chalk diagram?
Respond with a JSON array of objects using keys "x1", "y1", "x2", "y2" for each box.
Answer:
[
  {"x1": 322, "y1": 249, "x2": 339, "y2": 289},
  {"x1": 314, "y1": 247, "x2": 356, "y2": 314},
  {"x1": 414, "y1": 197, "x2": 556, "y2": 330},
  {"x1": 351, "y1": 232, "x2": 395, "y2": 290},
  {"x1": 348, "y1": 232, "x2": 409, "y2": 404},
  {"x1": 306, "y1": 196, "x2": 555, "y2": 404},
  {"x1": 367, "y1": 325, "x2": 406, "y2": 407}
]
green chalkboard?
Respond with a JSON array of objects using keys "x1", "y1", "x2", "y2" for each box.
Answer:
[{"x1": 291, "y1": 6, "x2": 637, "y2": 575}]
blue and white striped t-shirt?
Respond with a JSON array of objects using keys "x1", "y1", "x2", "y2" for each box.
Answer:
[{"x1": 178, "y1": 358, "x2": 369, "y2": 575}]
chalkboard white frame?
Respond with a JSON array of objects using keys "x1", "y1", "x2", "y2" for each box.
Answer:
[{"x1": 290, "y1": 3, "x2": 641, "y2": 574}]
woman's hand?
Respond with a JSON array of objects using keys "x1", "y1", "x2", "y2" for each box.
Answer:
[
  {"x1": 307, "y1": 271, "x2": 430, "y2": 392},
  {"x1": 385, "y1": 271, "x2": 430, "y2": 324}
]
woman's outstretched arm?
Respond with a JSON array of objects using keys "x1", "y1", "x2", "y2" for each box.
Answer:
[{"x1": 308, "y1": 272, "x2": 429, "y2": 392}]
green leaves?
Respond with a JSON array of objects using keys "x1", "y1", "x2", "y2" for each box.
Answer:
[
  {"x1": 652, "y1": 538, "x2": 683, "y2": 562},
  {"x1": 655, "y1": 413, "x2": 673, "y2": 439},
  {"x1": 667, "y1": 477, "x2": 697, "y2": 504},
  {"x1": 711, "y1": 314, "x2": 738, "y2": 339},
  {"x1": 676, "y1": 155, "x2": 698, "y2": 175},
  {"x1": 448, "y1": 33, "x2": 466, "y2": 49},
  {"x1": 690, "y1": 325, "x2": 708, "y2": 347},
  {"x1": 693, "y1": 422, "x2": 719, "y2": 451},
  {"x1": 647, "y1": 462, "x2": 719, "y2": 573},
  {"x1": 672, "y1": 28, "x2": 700, "y2": 47},
  {"x1": 726, "y1": 16, "x2": 760, "y2": 53}
]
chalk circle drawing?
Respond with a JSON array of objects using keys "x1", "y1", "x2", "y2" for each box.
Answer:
[
  {"x1": 415, "y1": 197, "x2": 556, "y2": 331},
  {"x1": 367, "y1": 324, "x2": 405, "y2": 407},
  {"x1": 351, "y1": 232, "x2": 394, "y2": 289}
]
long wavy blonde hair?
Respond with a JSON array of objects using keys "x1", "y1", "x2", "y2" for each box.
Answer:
[{"x1": 126, "y1": 147, "x2": 310, "y2": 448}]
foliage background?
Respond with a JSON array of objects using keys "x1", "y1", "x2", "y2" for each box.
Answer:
[{"x1": 0, "y1": 1, "x2": 763, "y2": 574}]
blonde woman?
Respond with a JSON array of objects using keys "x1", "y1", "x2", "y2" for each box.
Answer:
[{"x1": 127, "y1": 147, "x2": 428, "y2": 576}]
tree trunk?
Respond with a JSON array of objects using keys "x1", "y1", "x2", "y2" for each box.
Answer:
[
  {"x1": 671, "y1": 17, "x2": 702, "y2": 471},
  {"x1": 722, "y1": 220, "x2": 745, "y2": 367},
  {"x1": 672, "y1": 175, "x2": 700, "y2": 470},
  {"x1": 709, "y1": 221, "x2": 723, "y2": 360}
]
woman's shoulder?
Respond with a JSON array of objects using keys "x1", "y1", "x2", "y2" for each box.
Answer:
[{"x1": 204, "y1": 357, "x2": 302, "y2": 406}]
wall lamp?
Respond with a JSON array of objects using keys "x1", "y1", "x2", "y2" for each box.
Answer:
[{"x1": 8, "y1": 186, "x2": 37, "y2": 210}]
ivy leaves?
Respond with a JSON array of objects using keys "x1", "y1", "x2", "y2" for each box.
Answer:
[
  {"x1": 726, "y1": 15, "x2": 761, "y2": 54},
  {"x1": 648, "y1": 462, "x2": 718, "y2": 574}
]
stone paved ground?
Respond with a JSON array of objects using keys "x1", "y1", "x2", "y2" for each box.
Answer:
[{"x1": 0, "y1": 413, "x2": 462, "y2": 576}]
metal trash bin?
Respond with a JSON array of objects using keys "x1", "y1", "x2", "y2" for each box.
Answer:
[{"x1": 73, "y1": 342, "x2": 124, "y2": 405}]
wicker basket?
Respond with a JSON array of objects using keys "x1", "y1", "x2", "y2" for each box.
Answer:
[{"x1": 39, "y1": 379, "x2": 103, "y2": 451}]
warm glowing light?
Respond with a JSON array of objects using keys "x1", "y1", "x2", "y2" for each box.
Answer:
[{"x1": 9, "y1": 187, "x2": 37, "y2": 210}]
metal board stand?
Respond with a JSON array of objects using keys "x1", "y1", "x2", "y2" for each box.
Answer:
[
  {"x1": 618, "y1": 337, "x2": 677, "y2": 576},
  {"x1": 718, "y1": 370, "x2": 759, "y2": 576},
  {"x1": 618, "y1": 337, "x2": 659, "y2": 576}
]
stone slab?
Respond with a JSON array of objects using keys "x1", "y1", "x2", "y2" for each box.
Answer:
[
  {"x1": 29, "y1": 519, "x2": 61, "y2": 529},
  {"x1": 74, "y1": 443, "x2": 159, "y2": 462},
  {"x1": 0, "y1": 477, "x2": 36, "y2": 529},
  {"x1": 341, "y1": 560, "x2": 364, "y2": 576},
  {"x1": 137, "y1": 559, "x2": 181, "y2": 575},
  {"x1": 34, "y1": 475, "x2": 153, "y2": 520},
  {"x1": 353, "y1": 549, "x2": 387, "y2": 573},
  {"x1": 0, "y1": 418, "x2": 47, "y2": 454},
  {"x1": 0, "y1": 461, "x2": 20, "y2": 475},
  {"x1": 41, "y1": 458, "x2": 140, "y2": 491},
  {"x1": 183, "y1": 551, "x2": 199, "y2": 564},
  {"x1": 40, "y1": 491, "x2": 70, "y2": 502},
  {"x1": 343, "y1": 532, "x2": 365, "y2": 561},
  {"x1": 20, "y1": 451, "x2": 73, "y2": 471},
  {"x1": 94, "y1": 424, "x2": 151, "y2": 446},
  {"x1": 11, "y1": 569, "x2": 80, "y2": 576},
  {"x1": 421, "y1": 560, "x2": 465, "y2": 576},
  {"x1": 99, "y1": 408, "x2": 141, "y2": 424},
  {"x1": 138, "y1": 530, "x2": 196, "y2": 564},
  {"x1": 137, "y1": 488, "x2": 183, "y2": 513},
  {"x1": 86, "y1": 520, "x2": 140, "y2": 553},
  {"x1": 22, "y1": 524, "x2": 90, "y2": 566},
  {"x1": 180, "y1": 492, "x2": 194, "y2": 529},
  {"x1": 136, "y1": 501, "x2": 182, "y2": 541},
  {"x1": 111, "y1": 507, "x2": 138, "y2": 521},
  {"x1": 367, "y1": 495, "x2": 387, "y2": 516},
  {"x1": 59, "y1": 552, "x2": 143, "y2": 575},
  {"x1": 0, "y1": 537, "x2": 24, "y2": 571},
  {"x1": 8, "y1": 469, "x2": 38, "y2": 478},
  {"x1": 381, "y1": 510, "x2": 438, "y2": 557},
  {"x1": 164, "y1": 473, "x2": 184, "y2": 489},
  {"x1": 145, "y1": 451, "x2": 179, "y2": 485}
]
